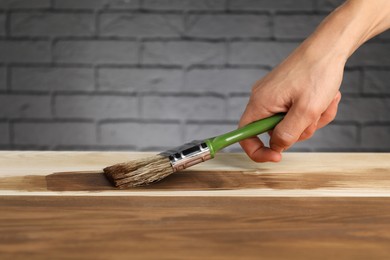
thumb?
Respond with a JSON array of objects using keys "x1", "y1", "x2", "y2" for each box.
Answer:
[
  {"x1": 270, "y1": 103, "x2": 318, "y2": 152},
  {"x1": 238, "y1": 102, "x2": 282, "y2": 162}
]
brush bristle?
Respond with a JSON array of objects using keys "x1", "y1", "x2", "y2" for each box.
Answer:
[{"x1": 103, "y1": 155, "x2": 174, "y2": 188}]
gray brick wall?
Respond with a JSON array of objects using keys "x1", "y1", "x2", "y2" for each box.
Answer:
[{"x1": 0, "y1": 0, "x2": 389, "y2": 152}]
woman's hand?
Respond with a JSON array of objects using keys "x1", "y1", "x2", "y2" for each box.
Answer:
[
  {"x1": 238, "y1": 0, "x2": 390, "y2": 163},
  {"x1": 239, "y1": 44, "x2": 344, "y2": 162}
]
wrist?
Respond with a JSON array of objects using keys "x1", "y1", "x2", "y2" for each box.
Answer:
[
  {"x1": 299, "y1": 0, "x2": 390, "y2": 62},
  {"x1": 336, "y1": 0, "x2": 390, "y2": 55}
]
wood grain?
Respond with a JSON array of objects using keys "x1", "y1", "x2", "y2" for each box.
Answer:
[
  {"x1": 1, "y1": 196, "x2": 390, "y2": 260},
  {"x1": 0, "y1": 151, "x2": 390, "y2": 259}
]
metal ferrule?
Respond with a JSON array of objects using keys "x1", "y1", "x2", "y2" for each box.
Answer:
[{"x1": 160, "y1": 141, "x2": 212, "y2": 172}]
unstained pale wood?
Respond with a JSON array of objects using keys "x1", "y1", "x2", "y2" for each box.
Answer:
[{"x1": 0, "y1": 151, "x2": 390, "y2": 259}]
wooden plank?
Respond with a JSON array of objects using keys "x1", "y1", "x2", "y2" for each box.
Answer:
[
  {"x1": 1, "y1": 196, "x2": 390, "y2": 260},
  {"x1": 1, "y1": 152, "x2": 390, "y2": 259},
  {"x1": 0, "y1": 152, "x2": 389, "y2": 196},
  {"x1": 1, "y1": 151, "x2": 389, "y2": 175}
]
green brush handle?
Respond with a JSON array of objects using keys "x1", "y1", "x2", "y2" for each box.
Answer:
[{"x1": 206, "y1": 113, "x2": 285, "y2": 157}]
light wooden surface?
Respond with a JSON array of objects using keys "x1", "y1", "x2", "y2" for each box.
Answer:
[{"x1": 0, "y1": 151, "x2": 390, "y2": 259}]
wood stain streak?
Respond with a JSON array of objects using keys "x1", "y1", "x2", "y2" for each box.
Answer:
[
  {"x1": 0, "y1": 171, "x2": 111, "y2": 191},
  {"x1": 0, "y1": 168, "x2": 389, "y2": 191},
  {"x1": 0, "y1": 175, "x2": 47, "y2": 191},
  {"x1": 46, "y1": 171, "x2": 113, "y2": 191}
]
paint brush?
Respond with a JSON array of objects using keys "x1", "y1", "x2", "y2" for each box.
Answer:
[{"x1": 103, "y1": 113, "x2": 285, "y2": 188}]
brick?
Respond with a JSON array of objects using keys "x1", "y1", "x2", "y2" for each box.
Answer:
[
  {"x1": 348, "y1": 43, "x2": 390, "y2": 66},
  {"x1": 316, "y1": 0, "x2": 345, "y2": 11},
  {"x1": 184, "y1": 122, "x2": 235, "y2": 141},
  {"x1": 143, "y1": 41, "x2": 225, "y2": 66},
  {"x1": 53, "y1": 0, "x2": 139, "y2": 10},
  {"x1": 275, "y1": 15, "x2": 325, "y2": 40},
  {"x1": 186, "y1": 14, "x2": 270, "y2": 38},
  {"x1": 0, "y1": 94, "x2": 51, "y2": 118},
  {"x1": 363, "y1": 70, "x2": 390, "y2": 94},
  {"x1": 98, "y1": 68, "x2": 183, "y2": 92},
  {"x1": 292, "y1": 124, "x2": 358, "y2": 150},
  {"x1": 229, "y1": 42, "x2": 298, "y2": 66},
  {"x1": 337, "y1": 97, "x2": 390, "y2": 123},
  {"x1": 227, "y1": 96, "x2": 249, "y2": 121},
  {"x1": 361, "y1": 125, "x2": 390, "y2": 150},
  {"x1": 100, "y1": 122, "x2": 182, "y2": 148},
  {"x1": 53, "y1": 40, "x2": 138, "y2": 64},
  {"x1": 143, "y1": 0, "x2": 225, "y2": 10},
  {"x1": 229, "y1": 0, "x2": 314, "y2": 11},
  {"x1": 99, "y1": 13, "x2": 183, "y2": 37},
  {"x1": 142, "y1": 96, "x2": 225, "y2": 120},
  {"x1": 11, "y1": 67, "x2": 94, "y2": 91},
  {"x1": 11, "y1": 12, "x2": 94, "y2": 37},
  {"x1": 0, "y1": 40, "x2": 50, "y2": 63},
  {"x1": 340, "y1": 70, "x2": 360, "y2": 94},
  {"x1": 55, "y1": 94, "x2": 138, "y2": 119},
  {"x1": 14, "y1": 122, "x2": 96, "y2": 146},
  {"x1": 0, "y1": 13, "x2": 5, "y2": 36},
  {"x1": 185, "y1": 68, "x2": 267, "y2": 94},
  {"x1": 0, "y1": 0, "x2": 50, "y2": 9},
  {"x1": 0, "y1": 122, "x2": 9, "y2": 145},
  {"x1": 0, "y1": 67, "x2": 5, "y2": 90}
]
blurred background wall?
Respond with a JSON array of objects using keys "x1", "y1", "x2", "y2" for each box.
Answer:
[{"x1": 0, "y1": 0, "x2": 389, "y2": 152}]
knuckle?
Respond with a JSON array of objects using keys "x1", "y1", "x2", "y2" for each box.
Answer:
[
  {"x1": 251, "y1": 79, "x2": 264, "y2": 93},
  {"x1": 273, "y1": 130, "x2": 295, "y2": 147},
  {"x1": 307, "y1": 109, "x2": 320, "y2": 121},
  {"x1": 300, "y1": 128, "x2": 315, "y2": 141},
  {"x1": 296, "y1": 103, "x2": 321, "y2": 121},
  {"x1": 306, "y1": 107, "x2": 321, "y2": 121},
  {"x1": 335, "y1": 91, "x2": 342, "y2": 101},
  {"x1": 324, "y1": 112, "x2": 336, "y2": 123},
  {"x1": 321, "y1": 107, "x2": 338, "y2": 124}
]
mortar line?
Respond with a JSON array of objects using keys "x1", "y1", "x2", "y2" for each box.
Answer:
[
  {"x1": 5, "y1": 64, "x2": 10, "y2": 92},
  {"x1": 8, "y1": 119, "x2": 13, "y2": 148}
]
